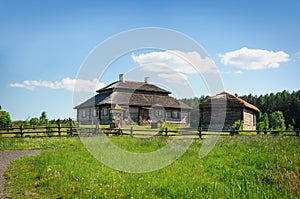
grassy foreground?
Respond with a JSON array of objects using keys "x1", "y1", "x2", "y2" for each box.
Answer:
[{"x1": 2, "y1": 136, "x2": 300, "y2": 198}]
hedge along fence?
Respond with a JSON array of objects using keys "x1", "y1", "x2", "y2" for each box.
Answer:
[{"x1": 0, "y1": 124, "x2": 299, "y2": 138}]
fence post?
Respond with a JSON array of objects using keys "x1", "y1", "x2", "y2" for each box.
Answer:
[
  {"x1": 94, "y1": 123, "x2": 99, "y2": 135},
  {"x1": 264, "y1": 128, "x2": 267, "y2": 135},
  {"x1": 130, "y1": 126, "x2": 133, "y2": 137},
  {"x1": 165, "y1": 127, "x2": 168, "y2": 136},
  {"x1": 58, "y1": 122, "x2": 61, "y2": 136},
  {"x1": 69, "y1": 119, "x2": 73, "y2": 136},
  {"x1": 20, "y1": 124, "x2": 24, "y2": 137},
  {"x1": 198, "y1": 127, "x2": 202, "y2": 139},
  {"x1": 230, "y1": 130, "x2": 234, "y2": 136}
]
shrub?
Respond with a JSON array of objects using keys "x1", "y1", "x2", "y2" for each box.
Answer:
[
  {"x1": 230, "y1": 120, "x2": 243, "y2": 134},
  {"x1": 30, "y1": 117, "x2": 40, "y2": 126},
  {"x1": 161, "y1": 123, "x2": 180, "y2": 132}
]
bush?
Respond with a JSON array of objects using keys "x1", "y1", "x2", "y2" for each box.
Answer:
[
  {"x1": 161, "y1": 123, "x2": 180, "y2": 132},
  {"x1": 230, "y1": 120, "x2": 243, "y2": 134},
  {"x1": 30, "y1": 117, "x2": 40, "y2": 126}
]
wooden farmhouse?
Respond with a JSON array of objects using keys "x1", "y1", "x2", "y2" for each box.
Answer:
[
  {"x1": 199, "y1": 92, "x2": 260, "y2": 130},
  {"x1": 74, "y1": 74, "x2": 191, "y2": 126}
]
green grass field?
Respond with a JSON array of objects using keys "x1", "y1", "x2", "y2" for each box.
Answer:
[{"x1": 2, "y1": 136, "x2": 300, "y2": 198}]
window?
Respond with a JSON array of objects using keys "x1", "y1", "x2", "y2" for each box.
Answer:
[
  {"x1": 82, "y1": 110, "x2": 86, "y2": 118},
  {"x1": 172, "y1": 111, "x2": 179, "y2": 119},
  {"x1": 93, "y1": 109, "x2": 98, "y2": 117},
  {"x1": 102, "y1": 108, "x2": 108, "y2": 116},
  {"x1": 166, "y1": 111, "x2": 171, "y2": 118},
  {"x1": 155, "y1": 110, "x2": 163, "y2": 117}
]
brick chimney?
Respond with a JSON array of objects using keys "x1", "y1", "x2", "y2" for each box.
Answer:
[{"x1": 119, "y1": 74, "x2": 125, "y2": 82}]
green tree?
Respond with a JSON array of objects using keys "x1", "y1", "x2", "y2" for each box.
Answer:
[
  {"x1": 287, "y1": 119, "x2": 296, "y2": 131},
  {"x1": 30, "y1": 117, "x2": 40, "y2": 126},
  {"x1": 240, "y1": 90, "x2": 300, "y2": 129},
  {"x1": 262, "y1": 113, "x2": 269, "y2": 129},
  {"x1": 257, "y1": 112, "x2": 269, "y2": 131},
  {"x1": 269, "y1": 111, "x2": 286, "y2": 130},
  {"x1": 0, "y1": 110, "x2": 12, "y2": 128},
  {"x1": 256, "y1": 122, "x2": 265, "y2": 131},
  {"x1": 40, "y1": 111, "x2": 48, "y2": 125}
]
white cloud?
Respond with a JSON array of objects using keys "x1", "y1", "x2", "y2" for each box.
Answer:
[
  {"x1": 296, "y1": 51, "x2": 300, "y2": 59},
  {"x1": 132, "y1": 50, "x2": 217, "y2": 74},
  {"x1": 219, "y1": 47, "x2": 289, "y2": 70},
  {"x1": 157, "y1": 73, "x2": 188, "y2": 83},
  {"x1": 221, "y1": 70, "x2": 243, "y2": 75},
  {"x1": 9, "y1": 78, "x2": 106, "y2": 92}
]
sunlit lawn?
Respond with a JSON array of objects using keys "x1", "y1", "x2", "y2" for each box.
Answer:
[{"x1": 2, "y1": 136, "x2": 300, "y2": 198}]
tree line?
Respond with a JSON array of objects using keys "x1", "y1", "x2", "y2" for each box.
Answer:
[
  {"x1": 180, "y1": 90, "x2": 300, "y2": 130},
  {"x1": 0, "y1": 107, "x2": 74, "y2": 128},
  {"x1": 239, "y1": 90, "x2": 300, "y2": 130}
]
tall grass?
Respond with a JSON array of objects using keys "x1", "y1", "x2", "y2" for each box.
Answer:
[{"x1": 3, "y1": 136, "x2": 300, "y2": 198}]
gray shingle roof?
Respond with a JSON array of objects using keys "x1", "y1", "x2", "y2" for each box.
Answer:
[
  {"x1": 96, "y1": 81, "x2": 171, "y2": 94},
  {"x1": 74, "y1": 81, "x2": 191, "y2": 110},
  {"x1": 73, "y1": 92, "x2": 111, "y2": 109}
]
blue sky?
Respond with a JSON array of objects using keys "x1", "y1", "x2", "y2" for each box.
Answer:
[{"x1": 1, "y1": 0, "x2": 300, "y2": 120}]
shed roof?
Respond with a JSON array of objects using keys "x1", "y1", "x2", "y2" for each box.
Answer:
[{"x1": 199, "y1": 92, "x2": 260, "y2": 112}]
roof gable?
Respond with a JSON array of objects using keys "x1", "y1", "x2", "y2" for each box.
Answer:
[
  {"x1": 73, "y1": 92, "x2": 111, "y2": 109},
  {"x1": 96, "y1": 81, "x2": 171, "y2": 95},
  {"x1": 200, "y1": 92, "x2": 260, "y2": 112},
  {"x1": 74, "y1": 81, "x2": 191, "y2": 110}
]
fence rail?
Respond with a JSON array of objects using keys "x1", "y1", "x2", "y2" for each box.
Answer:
[
  {"x1": 75, "y1": 127, "x2": 300, "y2": 139},
  {"x1": 0, "y1": 124, "x2": 299, "y2": 138},
  {"x1": 0, "y1": 124, "x2": 77, "y2": 137}
]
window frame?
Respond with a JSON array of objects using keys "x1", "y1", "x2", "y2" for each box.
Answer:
[
  {"x1": 93, "y1": 109, "x2": 98, "y2": 117},
  {"x1": 102, "y1": 107, "x2": 108, "y2": 116},
  {"x1": 82, "y1": 110, "x2": 86, "y2": 118},
  {"x1": 171, "y1": 111, "x2": 179, "y2": 119},
  {"x1": 155, "y1": 110, "x2": 163, "y2": 117}
]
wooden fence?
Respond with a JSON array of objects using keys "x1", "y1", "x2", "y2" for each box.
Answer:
[
  {"x1": 0, "y1": 124, "x2": 299, "y2": 138},
  {"x1": 0, "y1": 124, "x2": 77, "y2": 137},
  {"x1": 75, "y1": 126, "x2": 300, "y2": 139}
]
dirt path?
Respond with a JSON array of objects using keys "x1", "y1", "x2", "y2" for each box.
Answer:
[{"x1": 0, "y1": 150, "x2": 41, "y2": 199}]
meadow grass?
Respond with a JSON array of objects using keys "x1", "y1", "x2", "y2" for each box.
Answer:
[
  {"x1": 3, "y1": 136, "x2": 300, "y2": 198},
  {"x1": 0, "y1": 137, "x2": 77, "y2": 150}
]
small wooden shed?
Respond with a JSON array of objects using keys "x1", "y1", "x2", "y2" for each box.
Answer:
[{"x1": 199, "y1": 92, "x2": 260, "y2": 130}]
